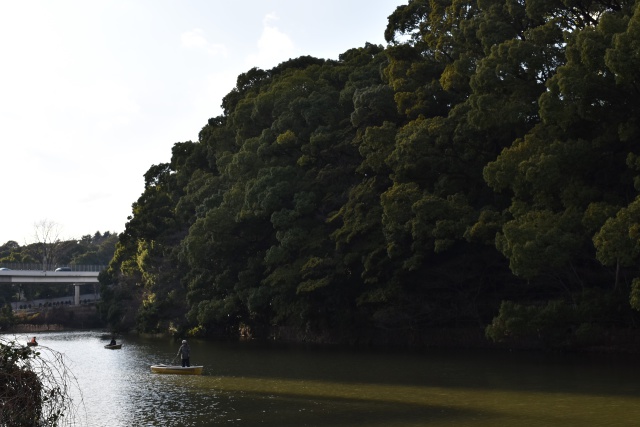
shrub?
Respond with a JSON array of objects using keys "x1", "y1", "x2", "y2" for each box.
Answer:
[{"x1": 0, "y1": 338, "x2": 80, "y2": 426}]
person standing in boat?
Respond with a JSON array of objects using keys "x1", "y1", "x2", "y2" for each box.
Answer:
[{"x1": 177, "y1": 340, "x2": 191, "y2": 367}]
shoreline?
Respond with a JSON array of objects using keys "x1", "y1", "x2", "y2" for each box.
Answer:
[{"x1": 4, "y1": 323, "x2": 640, "y2": 355}]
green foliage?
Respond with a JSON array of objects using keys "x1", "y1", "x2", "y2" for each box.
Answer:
[
  {"x1": 486, "y1": 300, "x2": 569, "y2": 347},
  {"x1": 486, "y1": 289, "x2": 629, "y2": 349},
  {"x1": 593, "y1": 198, "x2": 640, "y2": 267},
  {"x1": 98, "y1": 0, "x2": 640, "y2": 347},
  {"x1": 495, "y1": 209, "x2": 585, "y2": 278},
  {"x1": 0, "y1": 232, "x2": 116, "y2": 268},
  {"x1": 0, "y1": 304, "x2": 15, "y2": 329}
]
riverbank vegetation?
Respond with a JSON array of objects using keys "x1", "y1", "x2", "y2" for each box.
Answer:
[
  {"x1": 0, "y1": 338, "x2": 79, "y2": 426},
  {"x1": 96, "y1": 0, "x2": 640, "y2": 351}
]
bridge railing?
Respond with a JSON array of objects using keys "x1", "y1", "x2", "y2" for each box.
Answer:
[{"x1": 0, "y1": 263, "x2": 107, "y2": 272}]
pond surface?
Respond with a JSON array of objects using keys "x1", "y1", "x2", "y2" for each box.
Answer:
[{"x1": 3, "y1": 330, "x2": 640, "y2": 426}]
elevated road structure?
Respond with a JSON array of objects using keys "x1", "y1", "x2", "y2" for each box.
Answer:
[{"x1": 0, "y1": 269, "x2": 100, "y2": 306}]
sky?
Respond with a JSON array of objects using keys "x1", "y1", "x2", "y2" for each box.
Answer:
[{"x1": 0, "y1": 0, "x2": 403, "y2": 245}]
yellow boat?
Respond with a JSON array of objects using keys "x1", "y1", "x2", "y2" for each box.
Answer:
[{"x1": 150, "y1": 364, "x2": 203, "y2": 375}]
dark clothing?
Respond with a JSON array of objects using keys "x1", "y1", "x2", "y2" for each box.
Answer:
[
  {"x1": 177, "y1": 343, "x2": 191, "y2": 367},
  {"x1": 109, "y1": 339, "x2": 116, "y2": 346}
]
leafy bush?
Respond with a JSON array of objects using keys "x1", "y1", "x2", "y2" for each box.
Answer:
[
  {"x1": 0, "y1": 304, "x2": 15, "y2": 329},
  {"x1": 486, "y1": 289, "x2": 633, "y2": 350},
  {"x1": 486, "y1": 300, "x2": 586, "y2": 349}
]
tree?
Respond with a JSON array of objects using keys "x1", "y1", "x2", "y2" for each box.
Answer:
[
  {"x1": 484, "y1": 0, "x2": 640, "y2": 285},
  {"x1": 0, "y1": 304, "x2": 15, "y2": 329},
  {"x1": 30, "y1": 219, "x2": 64, "y2": 270},
  {"x1": 98, "y1": 0, "x2": 640, "y2": 347}
]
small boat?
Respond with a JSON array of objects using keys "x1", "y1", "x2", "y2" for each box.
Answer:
[
  {"x1": 104, "y1": 344, "x2": 122, "y2": 349},
  {"x1": 26, "y1": 341, "x2": 38, "y2": 347},
  {"x1": 150, "y1": 364, "x2": 203, "y2": 375}
]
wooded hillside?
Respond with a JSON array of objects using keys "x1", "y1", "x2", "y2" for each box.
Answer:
[{"x1": 99, "y1": 0, "x2": 640, "y2": 349}]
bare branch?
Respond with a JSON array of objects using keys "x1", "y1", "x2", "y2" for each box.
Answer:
[
  {"x1": 31, "y1": 220, "x2": 64, "y2": 270},
  {"x1": 0, "y1": 338, "x2": 85, "y2": 426}
]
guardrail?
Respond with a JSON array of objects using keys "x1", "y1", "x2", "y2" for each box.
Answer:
[
  {"x1": 11, "y1": 294, "x2": 101, "y2": 310},
  {"x1": 0, "y1": 263, "x2": 106, "y2": 272}
]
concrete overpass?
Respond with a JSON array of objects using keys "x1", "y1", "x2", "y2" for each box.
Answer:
[{"x1": 0, "y1": 269, "x2": 100, "y2": 306}]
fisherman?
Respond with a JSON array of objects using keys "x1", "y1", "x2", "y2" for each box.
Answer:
[{"x1": 177, "y1": 340, "x2": 191, "y2": 367}]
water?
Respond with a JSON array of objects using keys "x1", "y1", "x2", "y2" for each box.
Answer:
[{"x1": 2, "y1": 330, "x2": 640, "y2": 426}]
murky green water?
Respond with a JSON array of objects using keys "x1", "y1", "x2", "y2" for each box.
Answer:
[{"x1": 3, "y1": 330, "x2": 640, "y2": 426}]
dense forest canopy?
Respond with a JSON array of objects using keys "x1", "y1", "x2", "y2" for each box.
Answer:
[{"x1": 98, "y1": 0, "x2": 640, "y2": 349}]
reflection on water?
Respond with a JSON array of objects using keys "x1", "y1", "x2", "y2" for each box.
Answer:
[{"x1": 2, "y1": 330, "x2": 640, "y2": 426}]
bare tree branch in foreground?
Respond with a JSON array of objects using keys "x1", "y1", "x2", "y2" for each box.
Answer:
[{"x1": 0, "y1": 338, "x2": 85, "y2": 426}]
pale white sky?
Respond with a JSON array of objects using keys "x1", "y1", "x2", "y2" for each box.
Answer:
[{"x1": 0, "y1": 0, "x2": 402, "y2": 245}]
